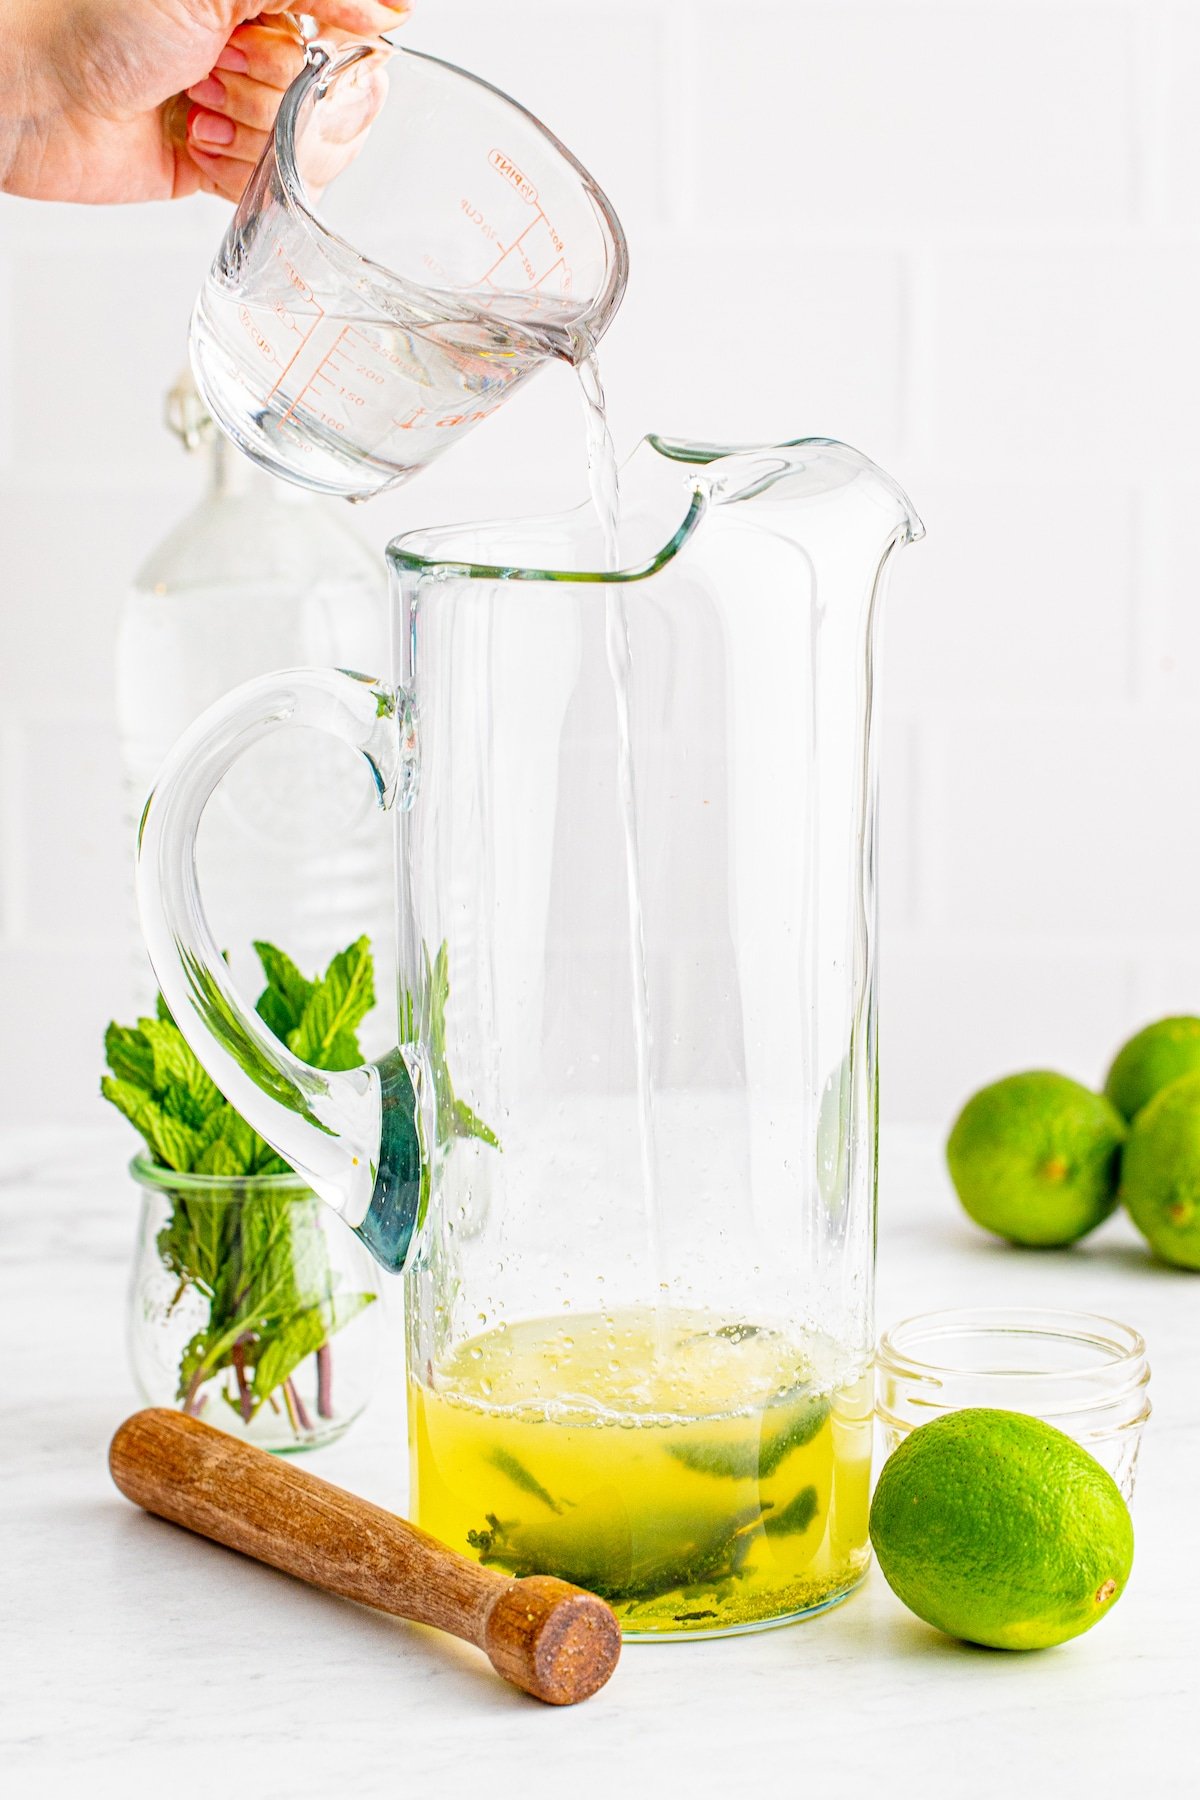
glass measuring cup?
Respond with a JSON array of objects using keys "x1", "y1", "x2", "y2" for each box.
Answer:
[{"x1": 189, "y1": 37, "x2": 627, "y2": 501}]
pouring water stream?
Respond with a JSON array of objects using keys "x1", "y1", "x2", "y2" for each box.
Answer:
[{"x1": 576, "y1": 350, "x2": 665, "y2": 1349}]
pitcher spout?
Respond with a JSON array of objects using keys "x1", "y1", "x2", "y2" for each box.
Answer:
[{"x1": 648, "y1": 433, "x2": 924, "y2": 548}]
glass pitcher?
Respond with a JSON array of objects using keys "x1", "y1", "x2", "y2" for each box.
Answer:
[{"x1": 137, "y1": 435, "x2": 922, "y2": 1636}]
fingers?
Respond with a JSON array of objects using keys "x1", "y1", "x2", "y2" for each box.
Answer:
[
  {"x1": 188, "y1": 70, "x2": 289, "y2": 135},
  {"x1": 216, "y1": 21, "x2": 308, "y2": 89},
  {"x1": 183, "y1": 17, "x2": 308, "y2": 201},
  {"x1": 185, "y1": 146, "x2": 258, "y2": 205},
  {"x1": 305, "y1": 4, "x2": 414, "y2": 34},
  {"x1": 181, "y1": 6, "x2": 407, "y2": 205},
  {"x1": 187, "y1": 109, "x2": 273, "y2": 162}
]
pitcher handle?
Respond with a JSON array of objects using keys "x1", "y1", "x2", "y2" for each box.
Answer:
[{"x1": 135, "y1": 667, "x2": 426, "y2": 1274}]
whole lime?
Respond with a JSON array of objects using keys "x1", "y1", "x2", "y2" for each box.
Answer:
[
  {"x1": 869, "y1": 1409, "x2": 1133, "y2": 1650},
  {"x1": 1104, "y1": 1016, "x2": 1200, "y2": 1121},
  {"x1": 946, "y1": 1072, "x2": 1124, "y2": 1247},
  {"x1": 1120, "y1": 1068, "x2": 1200, "y2": 1269}
]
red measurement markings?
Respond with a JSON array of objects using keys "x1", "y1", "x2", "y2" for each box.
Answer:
[
  {"x1": 277, "y1": 325, "x2": 397, "y2": 434},
  {"x1": 238, "y1": 305, "x2": 284, "y2": 367},
  {"x1": 470, "y1": 149, "x2": 568, "y2": 294},
  {"x1": 266, "y1": 243, "x2": 326, "y2": 405},
  {"x1": 477, "y1": 211, "x2": 540, "y2": 287},
  {"x1": 279, "y1": 324, "x2": 353, "y2": 428}
]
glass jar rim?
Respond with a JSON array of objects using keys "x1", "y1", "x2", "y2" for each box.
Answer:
[
  {"x1": 128, "y1": 1154, "x2": 313, "y2": 1199},
  {"x1": 877, "y1": 1306, "x2": 1148, "y2": 1380}
]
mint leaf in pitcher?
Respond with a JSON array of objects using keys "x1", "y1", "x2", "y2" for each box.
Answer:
[{"x1": 419, "y1": 939, "x2": 501, "y2": 1152}]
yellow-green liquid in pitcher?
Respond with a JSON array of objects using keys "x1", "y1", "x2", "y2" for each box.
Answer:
[{"x1": 409, "y1": 1308, "x2": 873, "y2": 1636}]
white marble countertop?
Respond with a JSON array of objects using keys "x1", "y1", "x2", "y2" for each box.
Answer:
[{"x1": 2, "y1": 1124, "x2": 1194, "y2": 1797}]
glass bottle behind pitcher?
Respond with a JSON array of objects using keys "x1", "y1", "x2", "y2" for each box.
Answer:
[{"x1": 116, "y1": 375, "x2": 393, "y2": 1021}]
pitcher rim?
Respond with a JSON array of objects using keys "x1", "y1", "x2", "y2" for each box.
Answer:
[{"x1": 385, "y1": 434, "x2": 924, "y2": 584}]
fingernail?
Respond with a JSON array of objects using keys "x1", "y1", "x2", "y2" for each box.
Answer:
[
  {"x1": 190, "y1": 109, "x2": 236, "y2": 147},
  {"x1": 215, "y1": 45, "x2": 250, "y2": 73},
  {"x1": 188, "y1": 77, "x2": 226, "y2": 108}
]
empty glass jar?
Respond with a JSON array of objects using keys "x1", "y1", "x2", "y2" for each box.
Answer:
[{"x1": 876, "y1": 1307, "x2": 1151, "y2": 1500}]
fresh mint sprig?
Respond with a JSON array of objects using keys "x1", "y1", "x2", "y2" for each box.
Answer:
[{"x1": 103, "y1": 938, "x2": 379, "y2": 1433}]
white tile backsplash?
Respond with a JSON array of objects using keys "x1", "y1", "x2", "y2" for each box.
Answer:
[
  {"x1": 602, "y1": 242, "x2": 907, "y2": 456},
  {"x1": 934, "y1": 712, "x2": 1200, "y2": 935},
  {"x1": 927, "y1": 245, "x2": 1200, "y2": 473},
  {"x1": 0, "y1": 491, "x2": 173, "y2": 718},
  {"x1": 1, "y1": 0, "x2": 1198, "y2": 1126},
  {"x1": 691, "y1": 2, "x2": 1137, "y2": 231},
  {"x1": 16, "y1": 718, "x2": 126, "y2": 950},
  {"x1": 887, "y1": 479, "x2": 1138, "y2": 712},
  {"x1": 882, "y1": 938, "x2": 1140, "y2": 1128}
]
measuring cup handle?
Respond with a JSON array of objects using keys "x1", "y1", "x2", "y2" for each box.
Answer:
[{"x1": 135, "y1": 667, "x2": 426, "y2": 1274}]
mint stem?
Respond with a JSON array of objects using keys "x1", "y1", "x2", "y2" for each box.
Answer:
[
  {"x1": 316, "y1": 1344, "x2": 333, "y2": 1418},
  {"x1": 287, "y1": 1377, "x2": 313, "y2": 1432},
  {"x1": 231, "y1": 1336, "x2": 253, "y2": 1422}
]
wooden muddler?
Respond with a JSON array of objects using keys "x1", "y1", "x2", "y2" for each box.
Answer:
[{"x1": 109, "y1": 1409, "x2": 621, "y2": 1706}]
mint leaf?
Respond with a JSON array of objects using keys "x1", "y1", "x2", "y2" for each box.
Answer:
[
  {"x1": 160, "y1": 1081, "x2": 214, "y2": 1132},
  {"x1": 486, "y1": 1447, "x2": 565, "y2": 1514},
  {"x1": 139, "y1": 1017, "x2": 222, "y2": 1116},
  {"x1": 409, "y1": 939, "x2": 501, "y2": 1154},
  {"x1": 762, "y1": 1486, "x2": 820, "y2": 1538},
  {"x1": 665, "y1": 1391, "x2": 830, "y2": 1482},
  {"x1": 194, "y1": 1103, "x2": 260, "y2": 1176},
  {"x1": 236, "y1": 1193, "x2": 307, "y2": 1322},
  {"x1": 155, "y1": 1183, "x2": 236, "y2": 1296},
  {"x1": 287, "y1": 936, "x2": 374, "y2": 1068},
  {"x1": 470, "y1": 1494, "x2": 765, "y2": 1604},
  {"x1": 101, "y1": 1076, "x2": 203, "y2": 1172},
  {"x1": 453, "y1": 1097, "x2": 501, "y2": 1150},
  {"x1": 185, "y1": 1195, "x2": 236, "y2": 1294},
  {"x1": 193, "y1": 1137, "x2": 246, "y2": 1179},
  {"x1": 251, "y1": 1292, "x2": 375, "y2": 1403},
  {"x1": 253, "y1": 941, "x2": 314, "y2": 1035},
  {"x1": 104, "y1": 1022, "x2": 154, "y2": 1089},
  {"x1": 757, "y1": 1395, "x2": 830, "y2": 1477},
  {"x1": 324, "y1": 1029, "x2": 363, "y2": 1071},
  {"x1": 256, "y1": 985, "x2": 297, "y2": 1043}
]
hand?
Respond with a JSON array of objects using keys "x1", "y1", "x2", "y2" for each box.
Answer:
[{"x1": 3, "y1": 3, "x2": 411, "y2": 205}]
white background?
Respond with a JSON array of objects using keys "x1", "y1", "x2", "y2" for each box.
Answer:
[{"x1": 2, "y1": 0, "x2": 1198, "y2": 1130}]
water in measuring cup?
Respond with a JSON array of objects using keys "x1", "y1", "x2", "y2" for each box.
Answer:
[
  {"x1": 577, "y1": 352, "x2": 665, "y2": 1338},
  {"x1": 194, "y1": 267, "x2": 573, "y2": 499}
]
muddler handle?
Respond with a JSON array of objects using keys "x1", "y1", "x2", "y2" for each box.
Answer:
[{"x1": 109, "y1": 1409, "x2": 620, "y2": 1706}]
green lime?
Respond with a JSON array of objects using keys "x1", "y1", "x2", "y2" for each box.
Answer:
[
  {"x1": 1120, "y1": 1068, "x2": 1200, "y2": 1268},
  {"x1": 946, "y1": 1072, "x2": 1124, "y2": 1247},
  {"x1": 1104, "y1": 1016, "x2": 1200, "y2": 1121},
  {"x1": 869, "y1": 1409, "x2": 1133, "y2": 1650}
]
